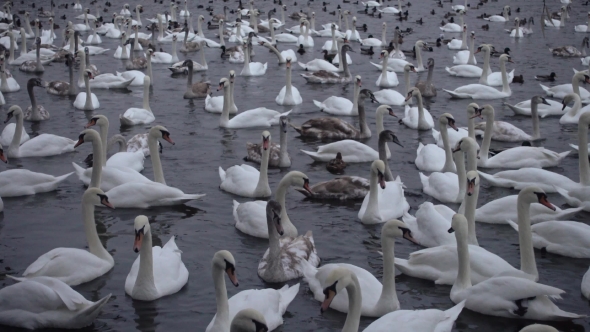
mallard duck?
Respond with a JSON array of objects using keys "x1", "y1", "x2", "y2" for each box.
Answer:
[
  {"x1": 535, "y1": 72, "x2": 557, "y2": 82},
  {"x1": 297, "y1": 44, "x2": 306, "y2": 55},
  {"x1": 512, "y1": 75, "x2": 524, "y2": 84},
  {"x1": 490, "y1": 47, "x2": 510, "y2": 57},
  {"x1": 360, "y1": 45, "x2": 374, "y2": 55},
  {"x1": 322, "y1": 50, "x2": 336, "y2": 63},
  {"x1": 326, "y1": 152, "x2": 346, "y2": 173}
]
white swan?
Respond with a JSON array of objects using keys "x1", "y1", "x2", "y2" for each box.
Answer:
[
  {"x1": 560, "y1": 93, "x2": 590, "y2": 124},
  {"x1": 419, "y1": 146, "x2": 469, "y2": 205},
  {"x1": 0, "y1": 53, "x2": 19, "y2": 92},
  {"x1": 313, "y1": 75, "x2": 361, "y2": 116},
  {"x1": 17, "y1": 187, "x2": 114, "y2": 285},
  {"x1": 440, "y1": 10, "x2": 465, "y2": 32},
  {"x1": 474, "y1": 105, "x2": 570, "y2": 168},
  {"x1": 376, "y1": 50, "x2": 399, "y2": 88},
  {"x1": 447, "y1": 25, "x2": 467, "y2": 50},
  {"x1": 484, "y1": 5, "x2": 510, "y2": 22},
  {"x1": 219, "y1": 131, "x2": 271, "y2": 198},
  {"x1": 275, "y1": 58, "x2": 301, "y2": 105},
  {"x1": 218, "y1": 78, "x2": 290, "y2": 128},
  {"x1": 433, "y1": 102, "x2": 474, "y2": 149},
  {"x1": 233, "y1": 171, "x2": 311, "y2": 238},
  {"x1": 478, "y1": 44, "x2": 515, "y2": 86},
  {"x1": 205, "y1": 250, "x2": 299, "y2": 332},
  {"x1": 453, "y1": 31, "x2": 477, "y2": 65},
  {"x1": 301, "y1": 44, "x2": 354, "y2": 83},
  {"x1": 151, "y1": 36, "x2": 179, "y2": 63},
  {"x1": 125, "y1": 215, "x2": 188, "y2": 301},
  {"x1": 401, "y1": 87, "x2": 435, "y2": 130},
  {"x1": 449, "y1": 213, "x2": 583, "y2": 321},
  {"x1": 361, "y1": 22, "x2": 387, "y2": 46},
  {"x1": 505, "y1": 95, "x2": 569, "y2": 118},
  {"x1": 240, "y1": 41, "x2": 267, "y2": 76},
  {"x1": 259, "y1": 40, "x2": 297, "y2": 64},
  {"x1": 205, "y1": 70, "x2": 238, "y2": 114},
  {"x1": 444, "y1": 54, "x2": 513, "y2": 99},
  {"x1": 120, "y1": 76, "x2": 154, "y2": 126},
  {"x1": 78, "y1": 49, "x2": 134, "y2": 89},
  {"x1": 540, "y1": 71, "x2": 590, "y2": 103},
  {"x1": 415, "y1": 113, "x2": 458, "y2": 172},
  {"x1": 298, "y1": 20, "x2": 314, "y2": 47},
  {"x1": 575, "y1": 12, "x2": 590, "y2": 32},
  {"x1": 358, "y1": 160, "x2": 409, "y2": 224},
  {"x1": 0, "y1": 276, "x2": 111, "y2": 330},
  {"x1": 73, "y1": 70, "x2": 100, "y2": 110},
  {"x1": 257, "y1": 200, "x2": 320, "y2": 282},
  {"x1": 4, "y1": 105, "x2": 75, "y2": 158},
  {"x1": 373, "y1": 64, "x2": 416, "y2": 105}
]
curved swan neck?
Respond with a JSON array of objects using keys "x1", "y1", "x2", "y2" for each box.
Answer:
[
  {"x1": 27, "y1": 81, "x2": 37, "y2": 115},
  {"x1": 135, "y1": 232, "x2": 157, "y2": 297},
  {"x1": 342, "y1": 275, "x2": 362, "y2": 332},
  {"x1": 479, "y1": 111, "x2": 494, "y2": 163},
  {"x1": 573, "y1": 74, "x2": 582, "y2": 97},
  {"x1": 275, "y1": 174, "x2": 297, "y2": 236},
  {"x1": 517, "y1": 199, "x2": 538, "y2": 279},
  {"x1": 579, "y1": 119, "x2": 590, "y2": 185},
  {"x1": 452, "y1": 225, "x2": 472, "y2": 296},
  {"x1": 441, "y1": 124, "x2": 455, "y2": 173},
  {"x1": 148, "y1": 135, "x2": 165, "y2": 185},
  {"x1": 377, "y1": 234, "x2": 398, "y2": 308},
  {"x1": 425, "y1": 61, "x2": 434, "y2": 86},
  {"x1": 378, "y1": 136, "x2": 393, "y2": 181},
  {"x1": 267, "y1": 43, "x2": 284, "y2": 63},
  {"x1": 531, "y1": 101, "x2": 540, "y2": 139},
  {"x1": 82, "y1": 197, "x2": 112, "y2": 261},
  {"x1": 108, "y1": 135, "x2": 127, "y2": 153},
  {"x1": 266, "y1": 207, "x2": 282, "y2": 264},
  {"x1": 212, "y1": 266, "x2": 230, "y2": 331},
  {"x1": 8, "y1": 34, "x2": 14, "y2": 62},
  {"x1": 9, "y1": 110, "x2": 24, "y2": 152}
]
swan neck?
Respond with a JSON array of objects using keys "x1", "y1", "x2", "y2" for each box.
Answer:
[
  {"x1": 148, "y1": 135, "x2": 165, "y2": 185},
  {"x1": 467, "y1": 35, "x2": 475, "y2": 65},
  {"x1": 480, "y1": 50, "x2": 491, "y2": 84},
  {"x1": 98, "y1": 122, "x2": 108, "y2": 167},
  {"x1": 441, "y1": 124, "x2": 455, "y2": 173},
  {"x1": 187, "y1": 64, "x2": 193, "y2": 88},
  {"x1": 404, "y1": 69, "x2": 411, "y2": 95},
  {"x1": 268, "y1": 44, "x2": 283, "y2": 62},
  {"x1": 573, "y1": 75, "x2": 582, "y2": 97},
  {"x1": 579, "y1": 120, "x2": 590, "y2": 185},
  {"x1": 416, "y1": 45, "x2": 424, "y2": 70},
  {"x1": 254, "y1": 145, "x2": 270, "y2": 196},
  {"x1": 381, "y1": 26, "x2": 386, "y2": 45},
  {"x1": 465, "y1": 179, "x2": 479, "y2": 246},
  {"x1": 135, "y1": 232, "x2": 157, "y2": 297},
  {"x1": 9, "y1": 111, "x2": 23, "y2": 153},
  {"x1": 377, "y1": 235, "x2": 398, "y2": 308},
  {"x1": 342, "y1": 275, "x2": 362, "y2": 332},
  {"x1": 212, "y1": 266, "x2": 229, "y2": 330},
  {"x1": 285, "y1": 64, "x2": 292, "y2": 98},
  {"x1": 517, "y1": 199, "x2": 538, "y2": 279},
  {"x1": 480, "y1": 112, "x2": 494, "y2": 163},
  {"x1": 0, "y1": 59, "x2": 7, "y2": 89},
  {"x1": 143, "y1": 80, "x2": 151, "y2": 112},
  {"x1": 90, "y1": 135, "x2": 104, "y2": 188},
  {"x1": 426, "y1": 61, "x2": 434, "y2": 85},
  {"x1": 82, "y1": 198, "x2": 111, "y2": 261},
  {"x1": 366, "y1": 167, "x2": 380, "y2": 217},
  {"x1": 341, "y1": 46, "x2": 350, "y2": 77},
  {"x1": 452, "y1": 226, "x2": 473, "y2": 295},
  {"x1": 68, "y1": 61, "x2": 76, "y2": 94},
  {"x1": 500, "y1": 58, "x2": 510, "y2": 94},
  {"x1": 279, "y1": 126, "x2": 288, "y2": 165},
  {"x1": 84, "y1": 75, "x2": 92, "y2": 109},
  {"x1": 275, "y1": 175, "x2": 296, "y2": 235},
  {"x1": 357, "y1": 97, "x2": 370, "y2": 137},
  {"x1": 352, "y1": 81, "x2": 360, "y2": 114},
  {"x1": 28, "y1": 82, "x2": 38, "y2": 116},
  {"x1": 220, "y1": 83, "x2": 230, "y2": 126}
]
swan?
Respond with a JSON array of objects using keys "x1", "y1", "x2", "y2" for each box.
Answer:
[
  {"x1": 318, "y1": 266, "x2": 465, "y2": 332},
  {"x1": 545, "y1": 7, "x2": 567, "y2": 27},
  {"x1": 447, "y1": 25, "x2": 468, "y2": 50},
  {"x1": 449, "y1": 214, "x2": 583, "y2": 321},
  {"x1": 257, "y1": 200, "x2": 320, "y2": 282},
  {"x1": 371, "y1": 52, "x2": 411, "y2": 73},
  {"x1": 415, "y1": 113, "x2": 459, "y2": 172},
  {"x1": 358, "y1": 160, "x2": 409, "y2": 224},
  {"x1": 205, "y1": 250, "x2": 299, "y2": 332},
  {"x1": 540, "y1": 71, "x2": 590, "y2": 103},
  {"x1": 233, "y1": 171, "x2": 310, "y2": 238},
  {"x1": 297, "y1": 57, "x2": 339, "y2": 72},
  {"x1": 345, "y1": 16, "x2": 360, "y2": 41},
  {"x1": 120, "y1": 4, "x2": 131, "y2": 16},
  {"x1": 401, "y1": 88, "x2": 435, "y2": 130},
  {"x1": 300, "y1": 121, "x2": 398, "y2": 164},
  {"x1": 230, "y1": 309, "x2": 268, "y2": 331},
  {"x1": 303, "y1": 220, "x2": 413, "y2": 317},
  {"x1": 4, "y1": 105, "x2": 75, "y2": 158},
  {"x1": 0, "y1": 54, "x2": 19, "y2": 93},
  {"x1": 376, "y1": 50, "x2": 399, "y2": 88},
  {"x1": 373, "y1": 64, "x2": 416, "y2": 105},
  {"x1": 217, "y1": 78, "x2": 290, "y2": 128},
  {"x1": 360, "y1": 22, "x2": 387, "y2": 47},
  {"x1": 240, "y1": 41, "x2": 267, "y2": 76},
  {"x1": 444, "y1": 54, "x2": 513, "y2": 99},
  {"x1": 19, "y1": 38, "x2": 44, "y2": 73},
  {"x1": 275, "y1": 58, "x2": 301, "y2": 105},
  {"x1": 259, "y1": 40, "x2": 297, "y2": 64},
  {"x1": 509, "y1": 17, "x2": 525, "y2": 37},
  {"x1": 406, "y1": 170, "x2": 479, "y2": 248},
  {"x1": 17, "y1": 187, "x2": 114, "y2": 285},
  {"x1": 298, "y1": 20, "x2": 314, "y2": 47},
  {"x1": 76, "y1": 50, "x2": 134, "y2": 88},
  {"x1": 73, "y1": 11, "x2": 91, "y2": 31},
  {"x1": 86, "y1": 20, "x2": 102, "y2": 45},
  {"x1": 151, "y1": 36, "x2": 179, "y2": 63},
  {"x1": 125, "y1": 39, "x2": 148, "y2": 70},
  {"x1": 505, "y1": 94, "x2": 569, "y2": 118},
  {"x1": 0, "y1": 119, "x2": 29, "y2": 151},
  {"x1": 113, "y1": 32, "x2": 130, "y2": 59},
  {"x1": 475, "y1": 105, "x2": 570, "y2": 168},
  {"x1": 46, "y1": 54, "x2": 76, "y2": 96},
  {"x1": 0, "y1": 276, "x2": 111, "y2": 330},
  {"x1": 179, "y1": 0, "x2": 190, "y2": 17},
  {"x1": 183, "y1": 60, "x2": 210, "y2": 99},
  {"x1": 440, "y1": 10, "x2": 465, "y2": 32},
  {"x1": 320, "y1": 23, "x2": 345, "y2": 52},
  {"x1": 125, "y1": 215, "x2": 188, "y2": 301},
  {"x1": 484, "y1": 5, "x2": 510, "y2": 22},
  {"x1": 313, "y1": 75, "x2": 361, "y2": 115},
  {"x1": 205, "y1": 70, "x2": 238, "y2": 114},
  {"x1": 301, "y1": 44, "x2": 354, "y2": 83},
  {"x1": 73, "y1": 70, "x2": 100, "y2": 110},
  {"x1": 245, "y1": 115, "x2": 291, "y2": 168},
  {"x1": 23, "y1": 78, "x2": 49, "y2": 121},
  {"x1": 478, "y1": 44, "x2": 515, "y2": 86},
  {"x1": 219, "y1": 131, "x2": 272, "y2": 198},
  {"x1": 575, "y1": 12, "x2": 590, "y2": 32},
  {"x1": 120, "y1": 76, "x2": 154, "y2": 126},
  {"x1": 415, "y1": 58, "x2": 437, "y2": 97},
  {"x1": 292, "y1": 89, "x2": 375, "y2": 140},
  {"x1": 103, "y1": 127, "x2": 206, "y2": 208}
]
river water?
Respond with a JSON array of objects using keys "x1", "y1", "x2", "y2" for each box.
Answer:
[{"x1": 0, "y1": 0, "x2": 589, "y2": 331}]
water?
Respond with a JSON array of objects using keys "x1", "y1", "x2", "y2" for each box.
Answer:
[{"x1": 0, "y1": 0, "x2": 589, "y2": 331}]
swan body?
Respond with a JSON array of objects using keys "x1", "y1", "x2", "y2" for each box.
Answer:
[
  {"x1": 301, "y1": 140, "x2": 386, "y2": 163},
  {"x1": 445, "y1": 54, "x2": 512, "y2": 99},
  {"x1": 401, "y1": 88, "x2": 435, "y2": 130},
  {"x1": 475, "y1": 195, "x2": 582, "y2": 224},
  {"x1": 0, "y1": 123, "x2": 29, "y2": 146},
  {"x1": 120, "y1": 76, "x2": 154, "y2": 126},
  {"x1": 275, "y1": 59, "x2": 302, "y2": 105},
  {"x1": 445, "y1": 65, "x2": 483, "y2": 78},
  {"x1": 507, "y1": 220, "x2": 590, "y2": 258},
  {"x1": 0, "y1": 170, "x2": 72, "y2": 197},
  {"x1": 505, "y1": 99, "x2": 568, "y2": 117}
]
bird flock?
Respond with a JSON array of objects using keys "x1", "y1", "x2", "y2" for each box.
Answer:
[{"x1": 0, "y1": 0, "x2": 589, "y2": 331}]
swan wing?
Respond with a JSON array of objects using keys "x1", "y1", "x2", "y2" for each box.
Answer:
[
  {"x1": 151, "y1": 237, "x2": 189, "y2": 296},
  {"x1": 233, "y1": 200, "x2": 269, "y2": 238}
]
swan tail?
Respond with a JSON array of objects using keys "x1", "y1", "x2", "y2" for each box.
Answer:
[
  {"x1": 554, "y1": 186, "x2": 581, "y2": 206},
  {"x1": 570, "y1": 143, "x2": 580, "y2": 151},
  {"x1": 312, "y1": 100, "x2": 324, "y2": 110},
  {"x1": 290, "y1": 123, "x2": 302, "y2": 134},
  {"x1": 300, "y1": 259, "x2": 322, "y2": 298},
  {"x1": 277, "y1": 110, "x2": 292, "y2": 119},
  {"x1": 477, "y1": 171, "x2": 517, "y2": 189},
  {"x1": 297, "y1": 62, "x2": 307, "y2": 70},
  {"x1": 71, "y1": 162, "x2": 89, "y2": 185},
  {"x1": 54, "y1": 172, "x2": 74, "y2": 184},
  {"x1": 503, "y1": 102, "x2": 524, "y2": 115},
  {"x1": 293, "y1": 187, "x2": 313, "y2": 198},
  {"x1": 443, "y1": 89, "x2": 470, "y2": 99},
  {"x1": 277, "y1": 283, "x2": 300, "y2": 315},
  {"x1": 5, "y1": 275, "x2": 26, "y2": 282},
  {"x1": 218, "y1": 166, "x2": 226, "y2": 182},
  {"x1": 438, "y1": 300, "x2": 466, "y2": 328},
  {"x1": 370, "y1": 61, "x2": 382, "y2": 70},
  {"x1": 232, "y1": 200, "x2": 240, "y2": 225},
  {"x1": 418, "y1": 172, "x2": 429, "y2": 189},
  {"x1": 539, "y1": 84, "x2": 551, "y2": 94},
  {"x1": 119, "y1": 115, "x2": 134, "y2": 127},
  {"x1": 73, "y1": 293, "x2": 112, "y2": 326},
  {"x1": 505, "y1": 219, "x2": 519, "y2": 231},
  {"x1": 445, "y1": 66, "x2": 456, "y2": 75},
  {"x1": 401, "y1": 211, "x2": 415, "y2": 224},
  {"x1": 179, "y1": 194, "x2": 206, "y2": 202},
  {"x1": 557, "y1": 150, "x2": 571, "y2": 161},
  {"x1": 121, "y1": 77, "x2": 135, "y2": 87},
  {"x1": 300, "y1": 149, "x2": 325, "y2": 162}
]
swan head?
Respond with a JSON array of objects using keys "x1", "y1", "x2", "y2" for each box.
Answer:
[
  {"x1": 218, "y1": 77, "x2": 229, "y2": 91},
  {"x1": 427, "y1": 57, "x2": 435, "y2": 69},
  {"x1": 27, "y1": 78, "x2": 43, "y2": 89},
  {"x1": 84, "y1": 70, "x2": 94, "y2": 80},
  {"x1": 133, "y1": 215, "x2": 150, "y2": 253},
  {"x1": 199, "y1": 15, "x2": 205, "y2": 22},
  {"x1": 0, "y1": 143, "x2": 7, "y2": 163},
  {"x1": 83, "y1": 187, "x2": 114, "y2": 209},
  {"x1": 321, "y1": 267, "x2": 356, "y2": 313},
  {"x1": 212, "y1": 250, "x2": 239, "y2": 287},
  {"x1": 379, "y1": 130, "x2": 403, "y2": 148},
  {"x1": 266, "y1": 199, "x2": 283, "y2": 236},
  {"x1": 285, "y1": 171, "x2": 312, "y2": 194},
  {"x1": 85, "y1": 114, "x2": 108, "y2": 129},
  {"x1": 471, "y1": 104, "x2": 493, "y2": 120},
  {"x1": 4, "y1": 105, "x2": 23, "y2": 124},
  {"x1": 519, "y1": 187, "x2": 556, "y2": 211},
  {"x1": 229, "y1": 70, "x2": 236, "y2": 83},
  {"x1": 359, "y1": 89, "x2": 377, "y2": 103},
  {"x1": 182, "y1": 59, "x2": 194, "y2": 68},
  {"x1": 150, "y1": 125, "x2": 175, "y2": 145},
  {"x1": 382, "y1": 219, "x2": 417, "y2": 244},
  {"x1": 404, "y1": 87, "x2": 421, "y2": 102},
  {"x1": 499, "y1": 54, "x2": 514, "y2": 64},
  {"x1": 341, "y1": 43, "x2": 354, "y2": 53},
  {"x1": 448, "y1": 214, "x2": 468, "y2": 236},
  {"x1": 260, "y1": 131, "x2": 271, "y2": 150},
  {"x1": 74, "y1": 129, "x2": 101, "y2": 148},
  {"x1": 466, "y1": 171, "x2": 479, "y2": 196},
  {"x1": 519, "y1": 325, "x2": 558, "y2": 332},
  {"x1": 231, "y1": 309, "x2": 268, "y2": 332},
  {"x1": 440, "y1": 113, "x2": 458, "y2": 131},
  {"x1": 466, "y1": 103, "x2": 479, "y2": 117},
  {"x1": 531, "y1": 96, "x2": 551, "y2": 106},
  {"x1": 279, "y1": 115, "x2": 289, "y2": 133},
  {"x1": 452, "y1": 137, "x2": 479, "y2": 155},
  {"x1": 415, "y1": 40, "x2": 424, "y2": 48},
  {"x1": 355, "y1": 75, "x2": 362, "y2": 87},
  {"x1": 376, "y1": 105, "x2": 397, "y2": 118},
  {"x1": 404, "y1": 64, "x2": 417, "y2": 73},
  {"x1": 371, "y1": 160, "x2": 386, "y2": 189},
  {"x1": 35, "y1": 37, "x2": 41, "y2": 45},
  {"x1": 286, "y1": 57, "x2": 292, "y2": 68}
]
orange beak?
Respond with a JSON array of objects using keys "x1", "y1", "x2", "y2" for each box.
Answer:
[
  {"x1": 84, "y1": 119, "x2": 97, "y2": 129},
  {"x1": 378, "y1": 172, "x2": 386, "y2": 189},
  {"x1": 0, "y1": 150, "x2": 7, "y2": 163},
  {"x1": 133, "y1": 232, "x2": 143, "y2": 253},
  {"x1": 538, "y1": 196, "x2": 556, "y2": 211},
  {"x1": 262, "y1": 137, "x2": 269, "y2": 150},
  {"x1": 226, "y1": 268, "x2": 239, "y2": 287},
  {"x1": 321, "y1": 289, "x2": 336, "y2": 313}
]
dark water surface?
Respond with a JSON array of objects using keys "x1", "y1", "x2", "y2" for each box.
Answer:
[{"x1": 1, "y1": 0, "x2": 590, "y2": 331}]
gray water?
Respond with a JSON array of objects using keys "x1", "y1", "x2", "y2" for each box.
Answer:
[{"x1": 0, "y1": 0, "x2": 589, "y2": 331}]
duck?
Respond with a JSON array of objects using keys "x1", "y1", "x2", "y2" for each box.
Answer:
[
  {"x1": 415, "y1": 113, "x2": 460, "y2": 173},
  {"x1": 124, "y1": 215, "x2": 188, "y2": 301},
  {"x1": 275, "y1": 58, "x2": 301, "y2": 105},
  {"x1": 292, "y1": 89, "x2": 376, "y2": 140},
  {"x1": 219, "y1": 131, "x2": 272, "y2": 198},
  {"x1": 205, "y1": 250, "x2": 299, "y2": 332},
  {"x1": 444, "y1": 54, "x2": 513, "y2": 99},
  {"x1": 257, "y1": 200, "x2": 320, "y2": 283},
  {"x1": 415, "y1": 58, "x2": 437, "y2": 97},
  {"x1": 120, "y1": 76, "x2": 154, "y2": 126},
  {"x1": 16, "y1": 187, "x2": 114, "y2": 285},
  {"x1": 183, "y1": 60, "x2": 210, "y2": 99},
  {"x1": 313, "y1": 75, "x2": 362, "y2": 115},
  {"x1": 24, "y1": 78, "x2": 49, "y2": 121},
  {"x1": 301, "y1": 44, "x2": 354, "y2": 83},
  {"x1": 217, "y1": 78, "x2": 290, "y2": 128},
  {"x1": 449, "y1": 213, "x2": 583, "y2": 321},
  {"x1": 233, "y1": 171, "x2": 310, "y2": 238},
  {"x1": 401, "y1": 88, "x2": 435, "y2": 130},
  {"x1": 244, "y1": 116, "x2": 291, "y2": 168},
  {"x1": 73, "y1": 70, "x2": 100, "y2": 110},
  {"x1": 4, "y1": 105, "x2": 75, "y2": 158},
  {"x1": 358, "y1": 160, "x2": 409, "y2": 224},
  {"x1": 0, "y1": 276, "x2": 111, "y2": 330},
  {"x1": 474, "y1": 105, "x2": 570, "y2": 169},
  {"x1": 535, "y1": 72, "x2": 557, "y2": 82},
  {"x1": 326, "y1": 152, "x2": 346, "y2": 173}
]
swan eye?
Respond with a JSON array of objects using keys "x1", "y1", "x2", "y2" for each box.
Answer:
[{"x1": 224, "y1": 259, "x2": 235, "y2": 273}]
